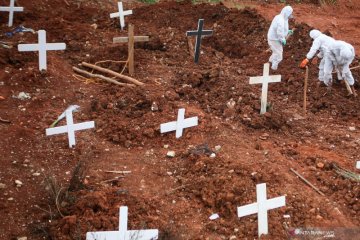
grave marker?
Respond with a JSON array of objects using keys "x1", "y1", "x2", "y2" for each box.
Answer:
[
  {"x1": 113, "y1": 24, "x2": 149, "y2": 76},
  {"x1": 0, "y1": 0, "x2": 23, "y2": 27},
  {"x1": 18, "y1": 30, "x2": 66, "y2": 71},
  {"x1": 86, "y1": 206, "x2": 159, "y2": 240},
  {"x1": 249, "y1": 63, "x2": 281, "y2": 114},
  {"x1": 160, "y1": 108, "x2": 198, "y2": 138},
  {"x1": 186, "y1": 19, "x2": 213, "y2": 64},
  {"x1": 110, "y1": 2, "x2": 132, "y2": 30},
  {"x1": 45, "y1": 109, "x2": 94, "y2": 148},
  {"x1": 357, "y1": 161, "x2": 360, "y2": 169},
  {"x1": 237, "y1": 183, "x2": 286, "y2": 237}
]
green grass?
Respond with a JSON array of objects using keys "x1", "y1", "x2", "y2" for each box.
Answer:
[{"x1": 138, "y1": 0, "x2": 158, "y2": 4}]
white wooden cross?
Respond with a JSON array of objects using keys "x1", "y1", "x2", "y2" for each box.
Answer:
[
  {"x1": 45, "y1": 109, "x2": 94, "y2": 148},
  {"x1": 0, "y1": 0, "x2": 23, "y2": 27},
  {"x1": 18, "y1": 30, "x2": 66, "y2": 71},
  {"x1": 86, "y1": 206, "x2": 159, "y2": 240},
  {"x1": 160, "y1": 108, "x2": 198, "y2": 138},
  {"x1": 249, "y1": 63, "x2": 281, "y2": 114},
  {"x1": 110, "y1": 2, "x2": 133, "y2": 30},
  {"x1": 357, "y1": 161, "x2": 360, "y2": 169},
  {"x1": 237, "y1": 183, "x2": 286, "y2": 237}
]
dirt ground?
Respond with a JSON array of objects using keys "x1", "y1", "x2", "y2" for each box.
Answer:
[{"x1": 0, "y1": 0, "x2": 359, "y2": 239}]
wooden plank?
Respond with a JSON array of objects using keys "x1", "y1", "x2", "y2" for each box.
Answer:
[
  {"x1": 113, "y1": 36, "x2": 149, "y2": 43},
  {"x1": 128, "y1": 24, "x2": 135, "y2": 76}
]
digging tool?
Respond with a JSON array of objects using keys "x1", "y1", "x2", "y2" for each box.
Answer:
[
  {"x1": 266, "y1": 28, "x2": 296, "y2": 53},
  {"x1": 303, "y1": 66, "x2": 309, "y2": 115}
]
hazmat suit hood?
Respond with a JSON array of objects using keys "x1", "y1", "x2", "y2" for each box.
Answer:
[
  {"x1": 340, "y1": 47, "x2": 353, "y2": 60},
  {"x1": 310, "y1": 30, "x2": 321, "y2": 40},
  {"x1": 281, "y1": 6, "x2": 293, "y2": 19}
]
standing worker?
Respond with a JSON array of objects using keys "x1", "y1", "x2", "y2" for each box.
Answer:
[
  {"x1": 267, "y1": 6, "x2": 294, "y2": 70},
  {"x1": 328, "y1": 40, "x2": 357, "y2": 96},
  {"x1": 299, "y1": 30, "x2": 336, "y2": 87}
]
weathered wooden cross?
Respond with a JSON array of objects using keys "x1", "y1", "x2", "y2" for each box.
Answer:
[
  {"x1": 113, "y1": 24, "x2": 149, "y2": 76},
  {"x1": 160, "y1": 108, "x2": 198, "y2": 138},
  {"x1": 86, "y1": 206, "x2": 159, "y2": 240},
  {"x1": 110, "y1": 1, "x2": 132, "y2": 30},
  {"x1": 237, "y1": 183, "x2": 286, "y2": 237},
  {"x1": 0, "y1": 0, "x2": 23, "y2": 27},
  {"x1": 186, "y1": 19, "x2": 213, "y2": 64},
  {"x1": 45, "y1": 109, "x2": 94, "y2": 148},
  {"x1": 18, "y1": 30, "x2": 66, "y2": 71},
  {"x1": 249, "y1": 63, "x2": 281, "y2": 114}
]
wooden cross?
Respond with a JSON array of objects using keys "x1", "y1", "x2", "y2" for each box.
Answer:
[
  {"x1": 86, "y1": 206, "x2": 158, "y2": 240},
  {"x1": 186, "y1": 19, "x2": 213, "y2": 64},
  {"x1": 113, "y1": 24, "x2": 149, "y2": 76},
  {"x1": 237, "y1": 183, "x2": 286, "y2": 237},
  {"x1": 0, "y1": 0, "x2": 23, "y2": 27},
  {"x1": 249, "y1": 63, "x2": 281, "y2": 114},
  {"x1": 357, "y1": 161, "x2": 360, "y2": 169},
  {"x1": 160, "y1": 108, "x2": 198, "y2": 138},
  {"x1": 18, "y1": 30, "x2": 66, "y2": 71}
]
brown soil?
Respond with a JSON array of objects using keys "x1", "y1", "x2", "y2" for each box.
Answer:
[{"x1": 0, "y1": 0, "x2": 359, "y2": 240}]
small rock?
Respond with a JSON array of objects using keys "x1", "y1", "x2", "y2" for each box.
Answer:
[
  {"x1": 315, "y1": 215, "x2": 323, "y2": 220},
  {"x1": 32, "y1": 172, "x2": 41, "y2": 177},
  {"x1": 214, "y1": 145, "x2": 221, "y2": 151},
  {"x1": 226, "y1": 98, "x2": 236, "y2": 109},
  {"x1": 209, "y1": 213, "x2": 219, "y2": 220},
  {"x1": 90, "y1": 23, "x2": 98, "y2": 29},
  {"x1": 229, "y1": 236, "x2": 236, "y2": 240},
  {"x1": 0, "y1": 183, "x2": 6, "y2": 189},
  {"x1": 15, "y1": 180, "x2": 23, "y2": 187},
  {"x1": 210, "y1": 153, "x2": 216, "y2": 158},
  {"x1": 259, "y1": 133, "x2": 269, "y2": 140},
  {"x1": 8, "y1": 197, "x2": 14, "y2": 201},
  {"x1": 234, "y1": 228, "x2": 239, "y2": 233},
  {"x1": 228, "y1": 169, "x2": 234, "y2": 174},
  {"x1": 163, "y1": 144, "x2": 169, "y2": 149},
  {"x1": 349, "y1": 126, "x2": 356, "y2": 131},
  {"x1": 316, "y1": 162, "x2": 324, "y2": 169},
  {"x1": 309, "y1": 208, "x2": 316, "y2": 214},
  {"x1": 17, "y1": 237, "x2": 27, "y2": 240},
  {"x1": 166, "y1": 172, "x2": 172, "y2": 176},
  {"x1": 166, "y1": 151, "x2": 175, "y2": 158},
  {"x1": 151, "y1": 102, "x2": 159, "y2": 111},
  {"x1": 283, "y1": 214, "x2": 291, "y2": 218},
  {"x1": 14, "y1": 92, "x2": 31, "y2": 100}
]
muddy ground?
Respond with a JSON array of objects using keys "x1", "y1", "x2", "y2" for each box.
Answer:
[{"x1": 0, "y1": 0, "x2": 359, "y2": 239}]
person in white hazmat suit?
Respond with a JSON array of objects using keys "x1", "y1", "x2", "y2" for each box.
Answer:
[
  {"x1": 299, "y1": 30, "x2": 336, "y2": 85},
  {"x1": 328, "y1": 40, "x2": 357, "y2": 96},
  {"x1": 267, "y1": 6, "x2": 294, "y2": 70}
]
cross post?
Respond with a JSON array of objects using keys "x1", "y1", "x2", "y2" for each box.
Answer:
[
  {"x1": 237, "y1": 183, "x2": 286, "y2": 237},
  {"x1": 18, "y1": 30, "x2": 66, "y2": 71},
  {"x1": 357, "y1": 161, "x2": 360, "y2": 169},
  {"x1": 113, "y1": 24, "x2": 149, "y2": 76},
  {"x1": 110, "y1": 1, "x2": 133, "y2": 30},
  {"x1": 249, "y1": 63, "x2": 281, "y2": 114},
  {"x1": 45, "y1": 109, "x2": 95, "y2": 148},
  {"x1": 186, "y1": 19, "x2": 213, "y2": 64},
  {"x1": 0, "y1": 0, "x2": 23, "y2": 27}
]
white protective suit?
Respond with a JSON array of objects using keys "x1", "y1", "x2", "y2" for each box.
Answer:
[
  {"x1": 306, "y1": 30, "x2": 336, "y2": 84},
  {"x1": 328, "y1": 40, "x2": 356, "y2": 86},
  {"x1": 267, "y1": 6, "x2": 293, "y2": 70}
]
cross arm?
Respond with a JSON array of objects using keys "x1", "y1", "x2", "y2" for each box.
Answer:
[
  {"x1": 113, "y1": 36, "x2": 149, "y2": 43},
  {"x1": 127, "y1": 230, "x2": 159, "y2": 240},
  {"x1": 160, "y1": 121, "x2": 177, "y2": 134},
  {"x1": 265, "y1": 196, "x2": 286, "y2": 210},
  {"x1": 86, "y1": 231, "x2": 120, "y2": 240},
  {"x1": 46, "y1": 125, "x2": 68, "y2": 136},
  {"x1": 46, "y1": 43, "x2": 66, "y2": 51},
  {"x1": 18, "y1": 44, "x2": 40, "y2": 52},
  {"x1": 237, "y1": 202, "x2": 258, "y2": 218}
]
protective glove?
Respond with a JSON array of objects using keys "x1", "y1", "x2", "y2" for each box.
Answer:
[
  {"x1": 288, "y1": 29, "x2": 294, "y2": 35},
  {"x1": 299, "y1": 58, "x2": 309, "y2": 68},
  {"x1": 280, "y1": 39, "x2": 286, "y2": 46}
]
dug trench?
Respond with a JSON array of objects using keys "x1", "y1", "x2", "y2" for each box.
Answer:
[{"x1": 0, "y1": 1, "x2": 359, "y2": 239}]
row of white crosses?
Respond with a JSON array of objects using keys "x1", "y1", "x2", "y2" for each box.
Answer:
[
  {"x1": 86, "y1": 185, "x2": 285, "y2": 239},
  {"x1": 0, "y1": 0, "x2": 23, "y2": 27}
]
